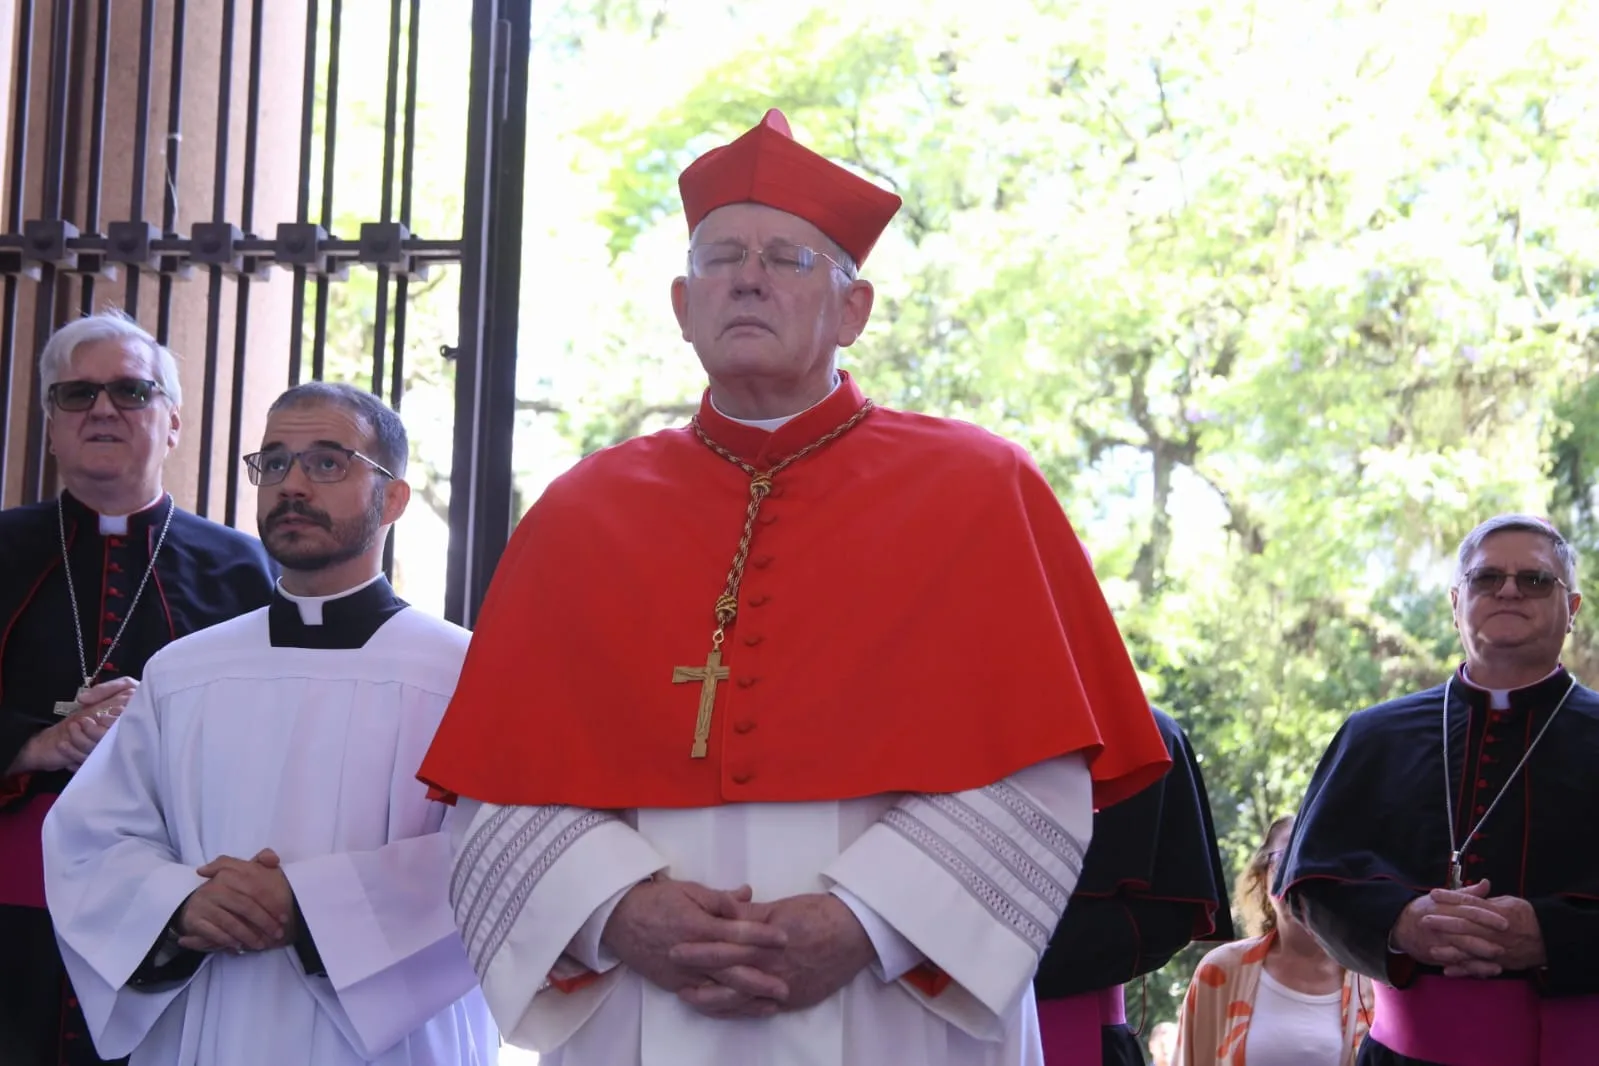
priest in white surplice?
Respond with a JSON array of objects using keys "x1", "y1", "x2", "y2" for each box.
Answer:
[
  {"x1": 418, "y1": 112, "x2": 1171, "y2": 1066},
  {"x1": 42, "y1": 383, "x2": 498, "y2": 1066}
]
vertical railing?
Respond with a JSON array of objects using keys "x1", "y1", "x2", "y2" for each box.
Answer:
[
  {"x1": 21, "y1": 0, "x2": 78, "y2": 502},
  {"x1": 0, "y1": 0, "x2": 526, "y2": 624},
  {"x1": 286, "y1": 0, "x2": 319, "y2": 387},
  {"x1": 155, "y1": 0, "x2": 188, "y2": 346},
  {"x1": 224, "y1": 0, "x2": 266, "y2": 528},
  {"x1": 76, "y1": 0, "x2": 109, "y2": 315},
  {"x1": 0, "y1": 0, "x2": 36, "y2": 498},
  {"x1": 121, "y1": 0, "x2": 157, "y2": 319},
  {"x1": 194, "y1": 0, "x2": 236, "y2": 518},
  {"x1": 310, "y1": 0, "x2": 342, "y2": 381},
  {"x1": 446, "y1": 0, "x2": 530, "y2": 626}
]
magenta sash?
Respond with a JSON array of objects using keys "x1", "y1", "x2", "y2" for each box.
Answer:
[
  {"x1": 1037, "y1": 986, "x2": 1126, "y2": 1066},
  {"x1": 0, "y1": 791, "x2": 53, "y2": 909},
  {"x1": 1370, "y1": 977, "x2": 1599, "y2": 1066}
]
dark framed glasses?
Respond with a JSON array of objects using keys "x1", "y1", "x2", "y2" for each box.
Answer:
[
  {"x1": 1461, "y1": 568, "x2": 1568, "y2": 598},
  {"x1": 243, "y1": 446, "x2": 397, "y2": 487},
  {"x1": 48, "y1": 378, "x2": 164, "y2": 412}
]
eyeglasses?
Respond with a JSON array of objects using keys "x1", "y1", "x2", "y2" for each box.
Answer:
[
  {"x1": 48, "y1": 378, "x2": 165, "y2": 412},
  {"x1": 687, "y1": 240, "x2": 855, "y2": 282},
  {"x1": 1461, "y1": 568, "x2": 1568, "y2": 599},
  {"x1": 243, "y1": 446, "x2": 397, "y2": 487}
]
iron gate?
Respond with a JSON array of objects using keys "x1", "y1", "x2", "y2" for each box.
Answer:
[{"x1": 0, "y1": 0, "x2": 529, "y2": 626}]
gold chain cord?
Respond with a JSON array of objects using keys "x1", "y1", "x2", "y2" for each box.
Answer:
[{"x1": 691, "y1": 400, "x2": 875, "y2": 645}]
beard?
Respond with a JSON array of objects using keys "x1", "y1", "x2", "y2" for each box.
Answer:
[{"x1": 259, "y1": 487, "x2": 385, "y2": 572}]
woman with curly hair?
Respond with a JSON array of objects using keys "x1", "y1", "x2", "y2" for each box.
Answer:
[{"x1": 1173, "y1": 815, "x2": 1372, "y2": 1065}]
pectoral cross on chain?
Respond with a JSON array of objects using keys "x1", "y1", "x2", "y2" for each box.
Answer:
[
  {"x1": 674, "y1": 400, "x2": 875, "y2": 761},
  {"x1": 54, "y1": 680, "x2": 92, "y2": 717},
  {"x1": 673, "y1": 648, "x2": 730, "y2": 758}
]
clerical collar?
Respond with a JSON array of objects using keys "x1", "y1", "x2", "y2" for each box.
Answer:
[
  {"x1": 268, "y1": 574, "x2": 408, "y2": 649},
  {"x1": 1456, "y1": 663, "x2": 1569, "y2": 712},
  {"x1": 710, "y1": 370, "x2": 843, "y2": 431},
  {"x1": 60, "y1": 490, "x2": 171, "y2": 536},
  {"x1": 695, "y1": 369, "x2": 867, "y2": 468}
]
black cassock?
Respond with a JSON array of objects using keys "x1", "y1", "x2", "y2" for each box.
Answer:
[
  {"x1": 1279, "y1": 668, "x2": 1599, "y2": 1066},
  {"x1": 1035, "y1": 707, "x2": 1234, "y2": 1066},
  {"x1": 0, "y1": 492, "x2": 273, "y2": 1066}
]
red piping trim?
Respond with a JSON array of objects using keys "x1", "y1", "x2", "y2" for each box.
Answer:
[{"x1": 96, "y1": 536, "x2": 111, "y2": 659}]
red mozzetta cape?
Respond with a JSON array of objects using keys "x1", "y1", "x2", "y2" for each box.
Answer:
[{"x1": 420, "y1": 374, "x2": 1169, "y2": 810}]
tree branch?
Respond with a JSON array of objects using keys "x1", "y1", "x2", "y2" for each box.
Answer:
[
  {"x1": 608, "y1": 399, "x2": 700, "y2": 442},
  {"x1": 1512, "y1": 207, "x2": 1552, "y2": 322},
  {"x1": 413, "y1": 472, "x2": 451, "y2": 527},
  {"x1": 515, "y1": 398, "x2": 563, "y2": 415}
]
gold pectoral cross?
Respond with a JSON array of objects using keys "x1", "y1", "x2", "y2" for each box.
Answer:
[{"x1": 672, "y1": 648, "x2": 730, "y2": 758}]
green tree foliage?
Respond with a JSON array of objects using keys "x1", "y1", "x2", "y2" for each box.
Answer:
[{"x1": 518, "y1": 0, "x2": 1599, "y2": 1038}]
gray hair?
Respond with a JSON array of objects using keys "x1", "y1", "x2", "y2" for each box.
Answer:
[
  {"x1": 1454, "y1": 513, "x2": 1580, "y2": 594},
  {"x1": 38, "y1": 310, "x2": 182, "y2": 413}
]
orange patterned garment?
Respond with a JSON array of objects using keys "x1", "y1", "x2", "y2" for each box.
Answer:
[{"x1": 1174, "y1": 933, "x2": 1373, "y2": 1066}]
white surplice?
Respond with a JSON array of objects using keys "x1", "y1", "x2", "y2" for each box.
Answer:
[
  {"x1": 451, "y1": 754, "x2": 1092, "y2": 1066},
  {"x1": 41, "y1": 603, "x2": 499, "y2": 1066}
]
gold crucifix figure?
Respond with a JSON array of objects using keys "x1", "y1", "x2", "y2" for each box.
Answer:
[{"x1": 673, "y1": 648, "x2": 731, "y2": 758}]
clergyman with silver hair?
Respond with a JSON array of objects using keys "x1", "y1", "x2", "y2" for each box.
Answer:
[
  {"x1": 0, "y1": 310, "x2": 273, "y2": 1066},
  {"x1": 1278, "y1": 512, "x2": 1599, "y2": 1065}
]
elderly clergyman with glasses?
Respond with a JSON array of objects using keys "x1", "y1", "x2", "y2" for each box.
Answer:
[
  {"x1": 419, "y1": 109, "x2": 1169, "y2": 1065},
  {"x1": 43, "y1": 381, "x2": 497, "y2": 1065},
  {"x1": 1279, "y1": 514, "x2": 1599, "y2": 1065},
  {"x1": 0, "y1": 310, "x2": 273, "y2": 1066}
]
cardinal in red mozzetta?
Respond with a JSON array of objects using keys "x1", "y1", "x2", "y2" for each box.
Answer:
[{"x1": 420, "y1": 108, "x2": 1170, "y2": 1066}]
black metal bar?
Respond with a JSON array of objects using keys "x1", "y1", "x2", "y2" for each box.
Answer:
[
  {"x1": 380, "y1": 0, "x2": 401, "y2": 224},
  {"x1": 368, "y1": 0, "x2": 403, "y2": 395},
  {"x1": 0, "y1": 0, "x2": 36, "y2": 499},
  {"x1": 156, "y1": 0, "x2": 188, "y2": 346},
  {"x1": 61, "y1": 0, "x2": 89, "y2": 314},
  {"x1": 224, "y1": 0, "x2": 265, "y2": 528},
  {"x1": 391, "y1": 278, "x2": 408, "y2": 406},
  {"x1": 381, "y1": 0, "x2": 418, "y2": 580},
  {"x1": 288, "y1": 0, "x2": 318, "y2": 385},
  {"x1": 318, "y1": 0, "x2": 341, "y2": 229},
  {"x1": 389, "y1": 0, "x2": 420, "y2": 410},
  {"x1": 311, "y1": 279, "x2": 328, "y2": 379},
  {"x1": 400, "y1": 0, "x2": 420, "y2": 228},
  {"x1": 40, "y1": 0, "x2": 74, "y2": 219},
  {"x1": 79, "y1": 0, "x2": 111, "y2": 316},
  {"x1": 209, "y1": 0, "x2": 234, "y2": 225},
  {"x1": 446, "y1": 0, "x2": 531, "y2": 626},
  {"x1": 445, "y1": 0, "x2": 497, "y2": 624},
  {"x1": 22, "y1": 0, "x2": 78, "y2": 503},
  {"x1": 310, "y1": 0, "x2": 342, "y2": 381},
  {"x1": 371, "y1": 265, "x2": 390, "y2": 393},
  {"x1": 194, "y1": 0, "x2": 236, "y2": 518},
  {"x1": 289, "y1": 265, "x2": 308, "y2": 385},
  {"x1": 124, "y1": 0, "x2": 156, "y2": 318},
  {"x1": 240, "y1": 1, "x2": 262, "y2": 238},
  {"x1": 5, "y1": 0, "x2": 34, "y2": 235},
  {"x1": 227, "y1": 277, "x2": 251, "y2": 525},
  {"x1": 196, "y1": 269, "x2": 222, "y2": 516}
]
